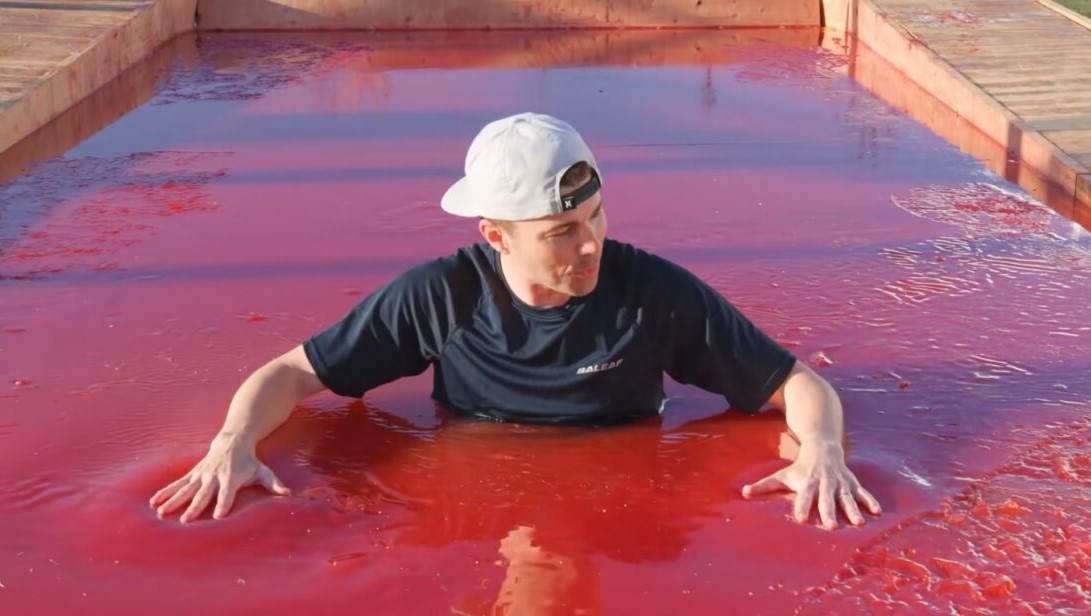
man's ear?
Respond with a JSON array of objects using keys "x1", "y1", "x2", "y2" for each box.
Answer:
[{"x1": 479, "y1": 218, "x2": 511, "y2": 254}]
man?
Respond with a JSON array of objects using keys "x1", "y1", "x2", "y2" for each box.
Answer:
[{"x1": 150, "y1": 112, "x2": 881, "y2": 529}]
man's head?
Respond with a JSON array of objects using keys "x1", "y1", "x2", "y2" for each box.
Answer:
[{"x1": 441, "y1": 113, "x2": 607, "y2": 306}]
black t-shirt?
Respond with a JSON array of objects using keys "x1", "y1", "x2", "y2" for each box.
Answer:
[{"x1": 304, "y1": 239, "x2": 796, "y2": 424}]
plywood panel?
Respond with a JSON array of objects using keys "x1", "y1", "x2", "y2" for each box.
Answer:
[
  {"x1": 196, "y1": 0, "x2": 819, "y2": 30},
  {"x1": 0, "y1": 0, "x2": 197, "y2": 155},
  {"x1": 1078, "y1": 174, "x2": 1091, "y2": 210},
  {"x1": 1045, "y1": 130, "x2": 1091, "y2": 157},
  {"x1": 842, "y1": 0, "x2": 1091, "y2": 227},
  {"x1": 1026, "y1": 116, "x2": 1091, "y2": 131}
]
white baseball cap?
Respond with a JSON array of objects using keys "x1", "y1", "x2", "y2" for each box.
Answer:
[{"x1": 441, "y1": 112, "x2": 603, "y2": 221}]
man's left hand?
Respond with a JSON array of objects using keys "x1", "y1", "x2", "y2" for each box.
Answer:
[{"x1": 741, "y1": 439, "x2": 881, "y2": 529}]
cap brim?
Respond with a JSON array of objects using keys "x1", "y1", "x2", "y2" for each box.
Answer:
[{"x1": 440, "y1": 177, "x2": 478, "y2": 218}]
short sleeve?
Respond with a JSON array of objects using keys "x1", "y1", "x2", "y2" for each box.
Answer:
[
  {"x1": 657, "y1": 261, "x2": 796, "y2": 413},
  {"x1": 303, "y1": 259, "x2": 463, "y2": 398}
]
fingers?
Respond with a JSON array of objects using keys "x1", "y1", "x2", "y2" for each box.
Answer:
[
  {"x1": 741, "y1": 472, "x2": 787, "y2": 498},
  {"x1": 258, "y1": 465, "x2": 291, "y2": 496},
  {"x1": 150, "y1": 475, "x2": 191, "y2": 508},
  {"x1": 840, "y1": 488, "x2": 866, "y2": 526},
  {"x1": 807, "y1": 482, "x2": 872, "y2": 530},
  {"x1": 209, "y1": 466, "x2": 290, "y2": 519},
  {"x1": 793, "y1": 480, "x2": 817, "y2": 524},
  {"x1": 213, "y1": 478, "x2": 238, "y2": 520},
  {"x1": 156, "y1": 480, "x2": 200, "y2": 518},
  {"x1": 153, "y1": 459, "x2": 292, "y2": 523},
  {"x1": 180, "y1": 478, "x2": 218, "y2": 524},
  {"x1": 856, "y1": 485, "x2": 883, "y2": 516},
  {"x1": 815, "y1": 480, "x2": 881, "y2": 529},
  {"x1": 749, "y1": 452, "x2": 882, "y2": 529},
  {"x1": 817, "y1": 480, "x2": 838, "y2": 530}
]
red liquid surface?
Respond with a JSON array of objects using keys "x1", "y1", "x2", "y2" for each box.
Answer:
[{"x1": 2, "y1": 30, "x2": 1090, "y2": 615}]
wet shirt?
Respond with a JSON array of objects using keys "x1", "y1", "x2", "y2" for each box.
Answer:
[{"x1": 304, "y1": 239, "x2": 796, "y2": 424}]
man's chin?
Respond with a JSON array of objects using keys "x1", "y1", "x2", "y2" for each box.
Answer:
[{"x1": 566, "y1": 275, "x2": 600, "y2": 298}]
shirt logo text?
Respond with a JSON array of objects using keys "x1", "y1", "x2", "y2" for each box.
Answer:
[{"x1": 576, "y1": 358, "x2": 624, "y2": 375}]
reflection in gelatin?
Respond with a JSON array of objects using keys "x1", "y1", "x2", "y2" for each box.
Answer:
[{"x1": 0, "y1": 151, "x2": 229, "y2": 280}]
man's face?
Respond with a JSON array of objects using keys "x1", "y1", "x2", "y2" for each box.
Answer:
[{"x1": 502, "y1": 185, "x2": 607, "y2": 301}]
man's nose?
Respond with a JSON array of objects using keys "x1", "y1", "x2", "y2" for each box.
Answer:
[{"x1": 577, "y1": 223, "x2": 601, "y2": 256}]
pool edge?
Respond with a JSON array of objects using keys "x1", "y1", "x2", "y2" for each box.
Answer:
[
  {"x1": 0, "y1": 1, "x2": 197, "y2": 159},
  {"x1": 825, "y1": 0, "x2": 1091, "y2": 228}
]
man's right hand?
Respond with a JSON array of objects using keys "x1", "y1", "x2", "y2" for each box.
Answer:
[
  {"x1": 149, "y1": 345, "x2": 322, "y2": 523},
  {"x1": 149, "y1": 434, "x2": 290, "y2": 523}
]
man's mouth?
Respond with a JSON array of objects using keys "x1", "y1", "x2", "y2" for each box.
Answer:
[{"x1": 572, "y1": 264, "x2": 598, "y2": 277}]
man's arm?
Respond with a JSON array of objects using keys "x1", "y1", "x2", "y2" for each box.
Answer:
[
  {"x1": 149, "y1": 344, "x2": 327, "y2": 523},
  {"x1": 741, "y1": 360, "x2": 882, "y2": 529}
]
